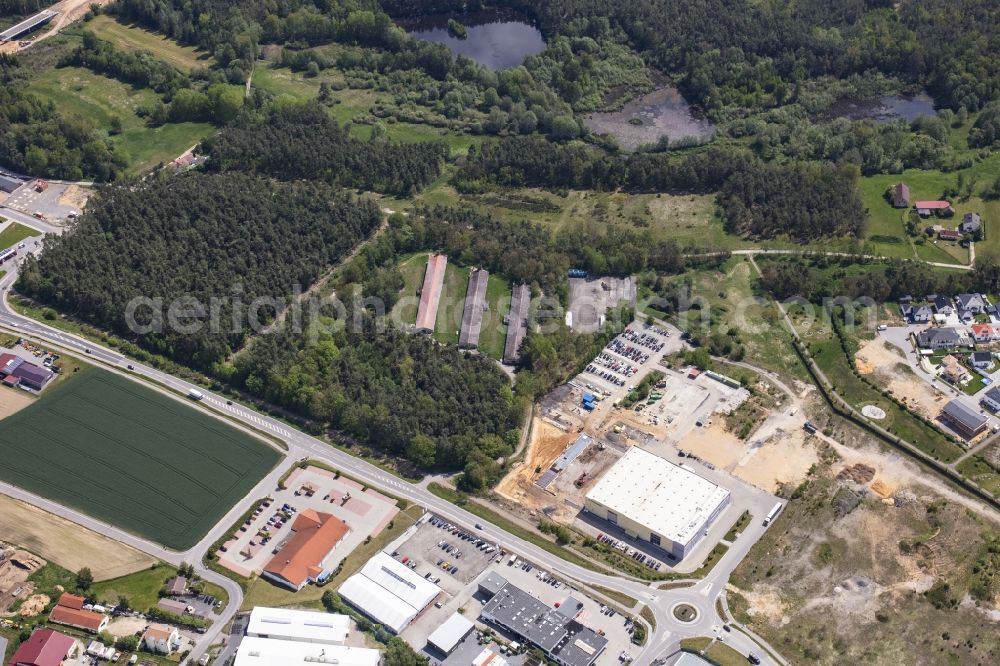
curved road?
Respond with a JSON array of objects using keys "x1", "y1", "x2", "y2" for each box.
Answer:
[{"x1": 0, "y1": 238, "x2": 786, "y2": 666}]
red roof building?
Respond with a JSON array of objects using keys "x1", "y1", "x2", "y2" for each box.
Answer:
[
  {"x1": 7, "y1": 628, "x2": 75, "y2": 666},
  {"x1": 916, "y1": 200, "x2": 954, "y2": 217},
  {"x1": 262, "y1": 509, "x2": 349, "y2": 590},
  {"x1": 938, "y1": 229, "x2": 962, "y2": 241},
  {"x1": 49, "y1": 593, "x2": 108, "y2": 634}
]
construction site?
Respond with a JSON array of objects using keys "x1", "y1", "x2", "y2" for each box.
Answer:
[{"x1": 0, "y1": 544, "x2": 46, "y2": 616}]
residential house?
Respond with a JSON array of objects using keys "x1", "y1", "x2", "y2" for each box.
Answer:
[
  {"x1": 902, "y1": 303, "x2": 933, "y2": 323},
  {"x1": 917, "y1": 327, "x2": 961, "y2": 350},
  {"x1": 7, "y1": 628, "x2": 76, "y2": 666},
  {"x1": 941, "y1": 399, "x2": 988, "y2": 438},
  {"x1": 166, "y1": 575, "x2": 187, "y2": 596},
  {"x1": 939, "y1": 355, "x2": 970, "y2": 384},
  {"x1": 143, "y1": 624, "x2": 181, "y2": 655},
  {"x1": 48, "y1": 593, "x2": 108, "y2": 634},
  {"x1": 971, "y1": 324, "x2": 994, "y2": 343},
  {"x1": 938, "y1": 228, "x2": 962, "y2": 241},
  {"x1": 892, "y1": 183, "x2": 910, "y2": 208},
  {"x1": 932, "y1": 296, "x2": 954, "y2": 315},
  {"x1": 982, "y1": 387, "x2": 1000, "y2": 412},
  {"x1": 956, "y1": 293, "x2": 988, "y2": 316},
  {"x1": 961, "y1": 213, "x2": 982, "y2": 235},
  {"x1": 916, "y1": 200, "x2": 954, "y2": 217},
  {"x1": 971, "y1": 351, "x2": 993, "y2": 370}
]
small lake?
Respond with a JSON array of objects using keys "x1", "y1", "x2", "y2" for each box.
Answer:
[
  {"x1": 583, "y1": 86, "x2": 715, "y2": 151},
  {"x1": 827, "y1": 93, "x2": 936, "y2": 123},
  {"x1": 403, "y1": 11, "x2": 545, "y2": 70}
]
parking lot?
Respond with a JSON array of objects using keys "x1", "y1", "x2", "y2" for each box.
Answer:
[
  {"x1": 216, "y1": 465, "x2": 398, "y2": 578},
  {"x1": 574, "y1": 322, "x2": 679, "y2": 402}
]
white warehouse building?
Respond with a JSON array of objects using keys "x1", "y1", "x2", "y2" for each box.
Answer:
[
  {"x1": 246, "y1": 606, "x2": 350, "y2": 645},
  {"x1": 338, "y1": 551, "x2": 440, "y2": 633},
  {"x1": 235, "y1": 637, "x2": 381, "y2": 666},
  {"x1": 584, "y1": 446, "x2": 731, "y2": 560}
]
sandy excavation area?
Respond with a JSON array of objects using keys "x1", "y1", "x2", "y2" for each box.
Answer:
[
  {"x1": 0, "y1": 388, "x2": 35, "y2": 420},
  {"x1": 681, "y1": 422, "x2": 818, "y2": 492},
  {"x1": 0, "y1": 494, "x2": 156, "y2": 581},
  {"x1": 496, "y1": 417, "x2": 577, "y2": 505},
  {"x1": 854, "y1": 338, "x2": 945, "y2": 418}
]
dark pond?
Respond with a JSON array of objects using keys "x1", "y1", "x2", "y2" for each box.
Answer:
[
  {"x1": 583, "y1": 86, "x2": 716, "y2": 151},
  {"x1": 402, "y1": 11, "x2": 546, "y2": 70},
  {"x1": 828, "y1": 93, "x2": 936, "y2": 123}
]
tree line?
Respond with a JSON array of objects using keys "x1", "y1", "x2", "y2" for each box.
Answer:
[
  {"x1": 201, "y1": 103, "x2": 448, "y2": 195},
  {"x1": 459, "y1": 136, "x2": 866, "y2": 242}
]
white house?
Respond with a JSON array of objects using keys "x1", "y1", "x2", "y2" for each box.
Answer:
[
  {"x1": 982, "y1": 387, "x2": 1000, "y2": 412},
  {"x1": 143, "y1": 624, "x2": 181, "y2": 655},
  {"x1": 971, "y1": 351, "x2": 994, "y2": 370}
]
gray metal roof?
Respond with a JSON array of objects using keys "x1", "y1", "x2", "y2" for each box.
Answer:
[
  {"x1": 943, "y1": 399, "x2": 987, "y2": 430},
  {"x1": 0, "y1": 174, "x2": 23, "y2": 193},
  {"x1": 480, "y1": 583, "x2": 607, "y2": 666}
]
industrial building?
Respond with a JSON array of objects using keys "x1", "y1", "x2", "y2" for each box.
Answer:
[
  {"x1": 0, "y1": 353, "x2": 54, "y2": 391},
  {"x1": 479, "y1": 577, "x2": 607, "y2": 666},
  {"x1": 0, "y1": 173, "x2": 24, "y2": 194},
  {"x1": 459, "y1": 268, "x2": 490, "y2": 348},
  {"x1": 584, "y1": 447, "x2": 731, "y2": 560},
  {"x1": 246, "y1": 607, "x2": 350, "y2": 645},
  {"x1": 234, "y1": 637, "x2": 380, "y2": 666},
  {"x1": 261, "y1": 509, "x2": 349, "y2": 590},
  {"x1": 426, "y1": 612, "x2": 475, "y2": 655},
  {"x1": 503, "y1": 284, "x2": 530, "y2": 364},
  {"x1": 338, "y1": 551, "x2": 440, "y2": 633},
  {"x1": 415, "y1": 254, "x2": 448, "y2": 333}
]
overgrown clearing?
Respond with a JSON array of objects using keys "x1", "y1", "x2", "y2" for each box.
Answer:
[
  {"x1": 729, "y1": 461, "x2": 1000, "y2": 666},
  {"x1": 26, "y1": 66, "x2": 212, "y2": 172},
  {"x1": 83, "y1": 15, "x2": 213, "y2": 73},
  {"x1": 0, "y1": 369, "x2": 280, "y2": 549}
]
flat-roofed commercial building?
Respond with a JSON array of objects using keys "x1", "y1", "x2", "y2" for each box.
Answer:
[
  {"x1": 584, "y1": 446, "x2": 731, "y2": 560},
  {"x1": 246, "y1": 607, "x2": 350, "y2": 645},
  {"x1": 234, "y1": 637, "x2": 380, "y2": 666},
  {"x1": 338, "y1": 552, "x2": 440, "y2": 633},
  {"x1": 426, "y1": 612, "x2": 475, "y2": 655}
]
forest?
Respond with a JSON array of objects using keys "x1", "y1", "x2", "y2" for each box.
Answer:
[
  {"x1": 202, "y1": 103, "x2": 448, "y2": 195},
  {"x1": 232, "y1": 307, "x2": 521, "y2": 480},
  {"x1": 16, "y1": 172, "x2": 381, "y2": 368}
]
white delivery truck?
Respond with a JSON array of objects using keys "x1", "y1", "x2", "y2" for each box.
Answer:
[
  {"x1": 763, "y1": 502, "x2": 783, "y2": 526},
  {"x1": 187, "y1": 388, "x2": 204, "y2": 401}
]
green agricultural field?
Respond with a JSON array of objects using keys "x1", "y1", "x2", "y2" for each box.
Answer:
[
  {"x1": 434, "y1": 262, "x2": 472, "y2": 345},
  {"x1": 0, "y1": 222, "x2": 42, "y2": 249},
  {"x1": 27, "y1": 66, "x2": 215, "y2": 173},
  {"x1": 0, "y1": 369, "x2": 280, "y2": 549},
  {"x1": 84, "y1": 15, "x2": 214, "y2": 73}
]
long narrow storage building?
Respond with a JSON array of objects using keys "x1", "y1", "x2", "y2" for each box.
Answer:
[
  {"x1": 459, "y1": 268, "x2": 490, "y2": 348},
  {"x1": 415, "y1": 254, "x2": 448, "y2": 333},
  {"x1": 503, "y1": 284, "x2": 530, "y2": 364}
]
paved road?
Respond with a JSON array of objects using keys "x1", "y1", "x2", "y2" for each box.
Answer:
[
  {"x1": 0, "y1": 231, "x2": 787, "y2": 666},
  {"x1": 0, "y1": 204, "x2": 65, "y2": 236}
]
